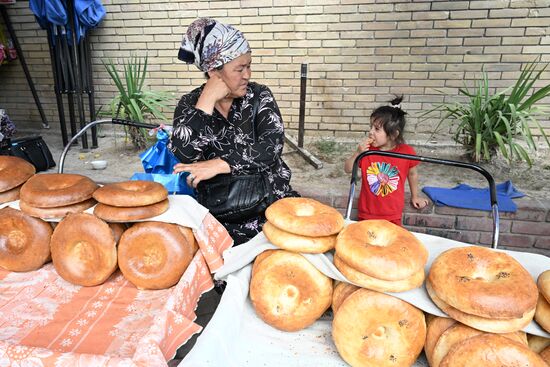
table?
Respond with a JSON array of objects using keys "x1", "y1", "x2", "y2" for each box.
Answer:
[
  {"x1": 182, "y1": 230, "x2": 550, "y2": 366},
  {"x1": 0, "y1": 196, "x2": 233, "y2": 366}
]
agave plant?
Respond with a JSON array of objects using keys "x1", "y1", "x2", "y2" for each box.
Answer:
[
  {"x1": 422, "y1": 58, "x2": 550, "y2": 166},
  {"x1": 102, "y1": 55, "x2": 172, "y2": 149}
]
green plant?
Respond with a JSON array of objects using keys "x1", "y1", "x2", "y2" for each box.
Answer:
[
  {"x1": 422, "y1": 59, "x2": 550, "y2": 166},
  {"x1": 101, "y1": 55, "x2": 172, "y2": 149}
]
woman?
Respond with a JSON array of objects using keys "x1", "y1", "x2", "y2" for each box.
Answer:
[{"x1": 169, "y1": 18, "x2": 298, "y2": 246}]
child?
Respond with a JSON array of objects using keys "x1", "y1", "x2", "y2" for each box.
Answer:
[{"x1": 344, "y1": 96, "x2": 428, "y2": 226}]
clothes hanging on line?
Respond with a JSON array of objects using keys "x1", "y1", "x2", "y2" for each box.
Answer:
[{"x1": 0, "y1": 23, "x2": 17, "y2": 65}]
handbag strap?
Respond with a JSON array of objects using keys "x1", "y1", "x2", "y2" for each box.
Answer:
[
  {"x1": 250, "y1": 82, "x2": 261, "y2": 143},
  {"x1": 37, "y1": 139, "x2": 55, "y2": 168}
]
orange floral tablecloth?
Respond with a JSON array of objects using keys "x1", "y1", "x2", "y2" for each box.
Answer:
[{"x1": 0, "y1": 213, "x2": 232, "y2": 367}]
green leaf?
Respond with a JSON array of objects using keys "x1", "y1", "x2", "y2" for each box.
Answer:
[
  {"x1": 475, "y1": 133, "x2": 482, "y2": 162},
  {"x1": 482, "y1": 140, "x2": 490, "y2": 161},
  {"x1": 513, "y1": 144, "x2": 533, "y2": 167},
  {"x1": 418, "y1": 58, "x2": 550, "y2": 166},
  {"x1": 100, "y1": 54, "x2": 173, "y2": 148},
  {"x1": 493, "y1": 131, "x2": 508, "y2": 158},
  {"x1": 139, "y1": 97, "x2": 168, "y2": 121}
]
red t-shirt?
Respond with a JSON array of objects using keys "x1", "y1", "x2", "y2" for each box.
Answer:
[{"x1": 357, "y1": 144, "x2": 419, "y2": 222}]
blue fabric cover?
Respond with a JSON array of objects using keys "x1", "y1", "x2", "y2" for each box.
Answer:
[
  {"x1": 29, "y1": 0, "x2": 105, "y2": 42},
  {"x1": 422, "y1": 180, "x2": 525, "y2": 213},
  {"x1": 29, "y1": 0, "x2": 67, "y2": 29},
  {"x1": 73, "y1": 0, "x2": 106, "y2": 41}
]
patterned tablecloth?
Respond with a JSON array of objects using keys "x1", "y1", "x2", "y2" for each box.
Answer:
[{"x1": 0, "y1": 212, "x2": 233, "y2": 367}]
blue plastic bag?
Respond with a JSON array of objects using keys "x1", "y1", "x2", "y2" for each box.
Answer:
[
  {"x1": 130, "y1": 172, "x2": 195, "y2": 196},
  {"x1": 139, "y1": 129, "x2": 180, "y2": 174},
  {"x1": 133, "y1": 128, "x2": 195, "y2": 196}
]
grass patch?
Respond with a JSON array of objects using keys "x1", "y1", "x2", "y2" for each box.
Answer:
[{"x1": 311, "y1": 139, "x2": 348, "y2": 163}]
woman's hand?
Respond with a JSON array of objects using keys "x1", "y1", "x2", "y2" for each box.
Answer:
[
  {"x1": 173, "y1": 158, "x2": 231, "y2": 188},
  {"x1": 195, "y1": 74, "x2": 231, "y2": 115}
]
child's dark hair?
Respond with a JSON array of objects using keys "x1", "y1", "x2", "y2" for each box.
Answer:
[{"x1": 370, "y1": 95, "x2": 407, "y2": 145}]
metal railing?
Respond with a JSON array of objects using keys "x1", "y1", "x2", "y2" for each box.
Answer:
[
  {"x1": 347, "y1": 150, "x2": 500, "y2": 249},
  {"x1": 58, "y1": 118, "x2": 159, "y2": 173}
]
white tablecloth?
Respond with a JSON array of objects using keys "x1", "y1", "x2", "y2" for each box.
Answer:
[{"x1": 181, "y1": 230, "x2": 550, "y2": 366}]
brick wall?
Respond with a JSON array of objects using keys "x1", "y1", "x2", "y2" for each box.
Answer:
[
  {"x1": 1, "y1": 0, "x2": 550, "y2": 143},
  {"x1": 297, "y1": 184, "x2": 550, "y2": 256}
]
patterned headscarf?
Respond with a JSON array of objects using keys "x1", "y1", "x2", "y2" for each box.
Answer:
[{"x1": 178, "y1": 18, "x2": 251, "y2": 72}]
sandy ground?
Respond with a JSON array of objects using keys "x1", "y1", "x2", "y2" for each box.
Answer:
[{"x1": 35, "y1": 124, "x2": 550, "y2": 201}]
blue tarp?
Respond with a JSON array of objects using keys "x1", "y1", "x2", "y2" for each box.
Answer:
[{"x1": 422, "y1": 180, "x2": 525, "y2": 213}]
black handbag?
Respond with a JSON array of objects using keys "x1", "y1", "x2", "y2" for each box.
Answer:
[
  {"x1": 196, "y1": 83, "x2": 274, "y2": 223},
  {"x1": 196, "y1": 172, "x2": 273, "y2": 223},
  {"x1": 0, "y1": 135, "x2": 56, "y2": 172}
]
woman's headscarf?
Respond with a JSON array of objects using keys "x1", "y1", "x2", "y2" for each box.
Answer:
[{"x1": 178, "y1": 18, "x2": 251, "y2": 72}]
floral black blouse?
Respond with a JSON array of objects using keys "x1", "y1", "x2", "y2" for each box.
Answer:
[{"x1": 169, "y1": 82, "x2": 298, "y2": 245}]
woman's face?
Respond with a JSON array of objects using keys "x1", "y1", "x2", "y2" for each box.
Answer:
[{"x1": 213, "y1": 53, "x2": 252, "y2": 98}]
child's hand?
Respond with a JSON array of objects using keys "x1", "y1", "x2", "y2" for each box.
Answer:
[
  {"x1": 357, "y1": 138, "x2": 374, "y2": 152},
  {"x1": 411, "y1": 196, "x2": 429, "y2": 209}
]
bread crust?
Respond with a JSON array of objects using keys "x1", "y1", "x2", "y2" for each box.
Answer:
[
  {"x1": 428, "y1": 246, "x2": 538, "y2": 319},
  {"x1": 540, "y1": 345, "x2": 550, "y2": 364},
  {"x1": 249, "y1": 249, "x2": 333, "y2": 332},
  {"x1": 335, "y1": 220, "x2": 428, "y2": 281},
  {"x1": 20, "y1": 198, "x2": 96, "y2": 219},
  {"x1": 426, "y1": 280, "x2": 535, "y2": 333},
  {"x1": 117, "y1": 222, "x2": 196, "y2": 290},
  {"x1": 50, "y1": 213, "x2": 117, "y2": 286},
  {"x1": 538, "y1": 270, "x2": 550, "y2": 303},
  {"x1": 20, "y1": 173, "x2": 98, "y2": 208},
  {"x1": 332, "y1": 288, "x2": 426, "y2": 367},
  {"x1": 440, "y1": 334, "x2": 546, "y2": 367},
  {"x1": 0, "y1": 184, "x2": 21, "y2": 204},
  {"x1": 0, "y1": 156, "x2": 35, "y2": 192},
  {"x1": 94, "y1": 199, "x2": 169, "y2": 222},
  {"x1": 0, "y1": 207, "x2": 52, "y2": 272},
  {"x1": 332, "y1": 281, "x2": 359, "y2": 314},
  {"x1": 265, "y1": 197, "x2": 344, "y2": 237},
  {"x1": 263, "y1": 220, "x2": 336, "y2": 254},
  {"x1": 93, "y1": 180, "x2": 167, "y2": 207},
  {"x1": 424, "y1": 316, "x2": 456, "y2": 366},
  {"x1": 334, "y1": 254, "x2": 424, "y2": 292},
  {"x1": 535, "y1": 293, "x2": 550, "y2": 333},
  {"x1": 432, "y1": 323, "x2": 527, "y2": 367},
  {"x1": 527, "y1": 335, "x2": 550, "y2": 353}
]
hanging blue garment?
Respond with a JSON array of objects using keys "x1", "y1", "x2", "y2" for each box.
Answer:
[
  {"x1": 75, "y1": 0, "x2": 105, "y2": 30},
  {"x1": 29, "y1": 0, "x2": 105, "y2": 43},
  {"x1": 29, "y1": 0, "x2": 67, "y2": 29},
  {"x1": 422, "y1": 180, "x2": 525, "y2": 213},
  {"x1": 73, "y1": 0, "x2": 106, "y2": 42}
]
